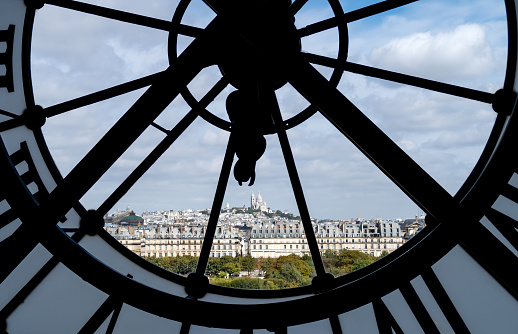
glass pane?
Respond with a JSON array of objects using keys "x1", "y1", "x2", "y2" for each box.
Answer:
[{"x1": 30, "y1": 0, "x2": 507, "y2": 290}]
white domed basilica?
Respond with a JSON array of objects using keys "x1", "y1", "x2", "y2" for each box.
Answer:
[{"x1": 250, "y1": 191, "x2": 268, "y2": 212}]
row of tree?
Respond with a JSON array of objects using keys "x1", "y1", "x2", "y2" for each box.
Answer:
[{"x1": 145, "y1": 249, "x2": 389, "y2": 289}]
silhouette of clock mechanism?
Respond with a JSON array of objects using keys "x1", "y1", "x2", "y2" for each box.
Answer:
[{"x1": 1, "y1": 0, "x2": 518, "y2": 333}]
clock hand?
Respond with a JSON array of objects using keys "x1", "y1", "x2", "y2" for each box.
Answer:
[
  {"x1": 226, "y1": 89, "x2": 267, "y2": 186},
  {"x1": 257, "y1": 83, "x2": 328, "y2": 279}
]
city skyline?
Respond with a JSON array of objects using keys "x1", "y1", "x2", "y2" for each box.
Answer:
[
  {"x1": 112, "y1": 190, "x2": 425, "y2": 222},
  {"x1": 29, "y1": 0, "x2": 507, "y2": 220}
]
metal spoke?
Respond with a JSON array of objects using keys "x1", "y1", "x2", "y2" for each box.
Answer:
[
  {"x1": 33, "y1": 19, "x2": 221, "y2": 227},
  {"x1": 177, "y1": 24, "x2": 205, "y2": 38},
  {"x1": 97, "y1": 111, "x2": 198, "y2": 216},
  {"x1": 305, "y1": 53, "x2": 494, "y2": 104},
  {"x1": 1, "y1": 71, "x2": 166, "y2": 131},
  {"x1": 196, "y1": 133, "x2": 236, "y2": 275},
  {"x1": 0, "y1": 108, "x2": 18, "y2": 119},
  {"x1": 287, "y1": 59, "x2": 461, "y2": 226},
  {"x1": 38, "y1": 70, "x2": 184, "y2": 224},
  {"x1": 45, "y1": 0, "x2": 202, "y2": 36},
  {"x1": 150, "y1": 122, "x2": 169, "y2": 135},
  {"x1": 44, "y1": 72, "x2": 166, "y2": 118},
  {"x1": 298, "y1": 0, "x2": 418, "y2": 37},
  {"x1": 97, "y1": 77, "x2": 228, "y2": 215},
  {"x1": 0, "y1": 118, "x2": 24, "y2": 132},
  {"x1": 258, "y1": 84, "x2": 327, "y2": 277}
]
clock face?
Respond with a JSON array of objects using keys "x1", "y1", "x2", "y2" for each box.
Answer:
[{"x1": 2, "y1": 0, "x2": 518, "y2": 333}]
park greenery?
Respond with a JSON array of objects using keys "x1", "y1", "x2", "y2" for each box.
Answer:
[{"x1": 146, "y1": 249, "x2": 389, "y2": 290}]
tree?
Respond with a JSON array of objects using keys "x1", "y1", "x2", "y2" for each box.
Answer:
[
  {"x1": 258, "y1": 257, "x2": 275, "y2": 274},
  {"x1": 336, "y1": 250, "x2": 376, "y2": 273},
  {"x1": 270, "y1": 262, "x2": 306, "y2": 283},
  {"x1": 207, "y1": 257, "x2": 221, "y2": 275},
  {"x1": 378, "y1": 251, "x2": 390, "y2": 259},
  {"x1": 175, "y1": 255, "x2": 198, "y2": 275},
  {"x1": 146, "y1": 255, "x2": 198, "y2": 276},
  {"x1": 323, "y1": 257, "x2": 338, "y2": 271},
  {"x1": 301, "y1": 254, "x2": 316, "y2": 277},
  {"x1": 265, "y1": 254, "x2": 312, "y2": 286},
  {"x1": 323, "y1": 249, "x2": 338, "y2": 258},
  {"x1": 222, "y1": 261, "x2": 241, "y2": 276},
  {"x1": 220, "y1": 255, "x2": 241, "y2": 276},
  {"x1": 326, "y1": 266, "x2": 348, "y2": 278},
  {"x1": 264, "y1": 278, "x2": 296, "y2": 289},
  {"x1": 213, "y1": 277, "x2": 266, "y2": 289},
  {"x1": 351, "y1": 258, "x2": 373, "y2": 272},
  {"x1": 240, "y1": 255, "x2": 257, "y2": 275}
]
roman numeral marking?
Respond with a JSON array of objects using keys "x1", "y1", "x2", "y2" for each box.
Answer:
[
  {"x1": 373, "y1": 298, "x2": 404, "y2": 334},
  {"x1": 0, "y1": 141, "x2": 50, "y2": 283},
  {"x1": 78, "y1": 296, "x2": 123, "y2": 334},
  {"x1": 8, "y1": 142, "x2": 48, "y2": 203},
  {"x1": 0, "y1": 25, "x2": 15, "y2": 93},
  {"x1": 0, "y1": 232, "x2": 85, "y2": 321},
  {"x1": 421, "y1": 269, "x2": 470, "y2": 333},
  {"x1": 399, "y1": 281, "x2": 441, "y2": 334}
]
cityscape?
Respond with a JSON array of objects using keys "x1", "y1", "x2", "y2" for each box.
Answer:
[{"x1": 104, "y1": 192, "x2": 426, "y2": 260}]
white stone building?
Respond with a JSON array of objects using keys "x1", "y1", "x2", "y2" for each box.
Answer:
[{"x1": 247, "y1": 220, "x2": 405, "y2": 258}]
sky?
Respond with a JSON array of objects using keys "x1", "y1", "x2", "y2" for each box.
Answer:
[{"x1": 30, "y1": 0, "x2": 508, "y2": 220}]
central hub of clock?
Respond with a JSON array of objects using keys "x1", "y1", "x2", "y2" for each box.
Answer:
[
  {"x1": 169, "y1": 0, "x2": 348, "y2": 134},
  {"x1": 216, "y1": 0, "x2": 301, "y2": 90}
]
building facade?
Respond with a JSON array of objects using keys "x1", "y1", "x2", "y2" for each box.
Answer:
[
  {"x1": 109, "y1": 218, "x2": 406, "y2": 259},
  {"x1": 107, "y1": 224, "x2": 243, "y2": 258},
  {"x1": 251, "y1": 191, "x2": 268, "y2": 212},
  {"x1": 248, "y1": 220, "x2": 405, "y2": 258}
]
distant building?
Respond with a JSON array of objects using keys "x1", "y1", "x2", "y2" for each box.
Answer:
[
  {"x1": 248, "y1": 221, "x2": 308, "y2": 258},
  {"x1": 251, "y1": 191, "x2": 268, "y2": 212},
  {"x1": 120, "y1": 212, "x2": 144, "y2": 226},
  {"x1": 104, "y1": 208, "x2": 132, "y2": 225},
  {"x1": 401, "y1": 216, "x2": 426, "y2": 239},
  {"x1": 107, "y1": 223, "x2": 243, "y2": 258},
  {"x1": 248, "y1": 220, "x2": 405, "y2": 258},
  {"x1": 107, "y1": 207, "x2": 407, "y2": 260}
]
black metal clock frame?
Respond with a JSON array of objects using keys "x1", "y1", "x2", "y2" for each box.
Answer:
[{"x1": 1, "y1": 0, "x2": 518, "y2": 332}]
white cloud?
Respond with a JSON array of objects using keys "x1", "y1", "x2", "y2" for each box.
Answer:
[
  {"x1": 424, "y1": 127, "x2": 491, "y2": 150},
  {"x1": 106, "y1": 38, "x2": 168, "y2": 80},
  {"x1": 201, "y1": 130, "x2": 229, "y2": 146},
  {"x1": 367, "y1": 23, "x2": 495, "y2": 82},
  {"x1": 397, "y1": 139, "x2": 418, "y2": 153}
]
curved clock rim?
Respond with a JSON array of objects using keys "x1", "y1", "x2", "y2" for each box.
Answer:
[{"x1": 1, "y1": 0, "x2": 517, "y2": 329}]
